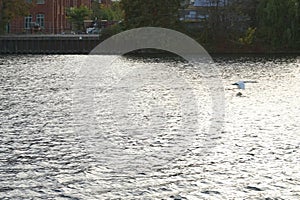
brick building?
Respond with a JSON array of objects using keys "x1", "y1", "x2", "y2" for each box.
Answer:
[{"x1": 9, "y1": 0, "x2": 91, "y2": 34}]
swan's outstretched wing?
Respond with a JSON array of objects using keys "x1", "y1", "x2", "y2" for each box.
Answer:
[
  {"x1": 232, "y1": 80, "x2": 257, "y2": 89},
  {"x1": 232, "y1": 81, "x2": 245, "y2": 89}
]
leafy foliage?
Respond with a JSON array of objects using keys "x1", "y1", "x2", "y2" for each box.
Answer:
[
  {"x1": 186, "y1": 0, "x2": 259, "y2": 44},
  {"x1": 120, "y1": 0, "x2": 181, "y2": 29},
  {"x1": 66, "y1": 5, "x2": 92, "y2": 32},
  {"x1": 0, "y1": 0, "x2": 33, "y2": 34},
  {"x1": 100, "y1": 23, "x2": 123, "y2": 40},
  {"x1": 92, "y1": 2, "x2": 123, "y2": 21},
  {"x1": 239, "y1": 27, "x2": 256, "y2": 45},
  {"x1": 257, "y1": 0, "x2": 300, "y2": 48}
]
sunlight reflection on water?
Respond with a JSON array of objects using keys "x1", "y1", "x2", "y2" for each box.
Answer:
[{"x1": 0, "y1": 55, "x2": 299, "y2": 199}]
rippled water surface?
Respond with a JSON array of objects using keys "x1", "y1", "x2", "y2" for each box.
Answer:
[{"x1": 0, "y1": 54, "x2": 299, "y2": 199}]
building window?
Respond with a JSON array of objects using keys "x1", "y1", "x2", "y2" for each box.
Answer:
[
  {"x1": 24, "y1": 15, "x2": 32, "y2": 29},
  {"x1": 36, "y1": 0, "x2": 45, "y2": 4},
  {"x1": 190, "y1": 11, "x2": 196, "y2": 19},
  {"x1": 36, "y1": 14, "x2": 45, "y2": 28}
]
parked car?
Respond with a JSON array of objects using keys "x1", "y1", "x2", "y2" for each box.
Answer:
[{"x1": 86, "y1": 27, "x2": 101, "y2": 34}]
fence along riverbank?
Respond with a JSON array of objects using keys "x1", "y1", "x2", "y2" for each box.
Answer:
[{"x1": 0, "y1": 35, "x2": 101, "y2": 54}]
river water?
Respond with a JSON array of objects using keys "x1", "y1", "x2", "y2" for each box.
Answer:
[{"x1": 0, "y1": 54, "x2": 299, "y2": 199}]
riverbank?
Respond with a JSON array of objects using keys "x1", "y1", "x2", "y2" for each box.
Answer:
[
  {"x1": 206, "y1": 46, "x2": 300, "y2": 55},
  {"x1": 0, "y1": 35, "x2": 299, "y2": 55},
  {"x1": 0, "y1": 35, "x2": 101, "y2": 54}
]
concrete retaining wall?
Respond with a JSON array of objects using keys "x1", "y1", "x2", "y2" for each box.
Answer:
[{"x1": 0, "y1": 35, "x2": 101, "y2": 54}]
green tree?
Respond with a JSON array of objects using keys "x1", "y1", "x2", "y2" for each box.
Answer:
[
  {"x1": 120, "y1": 0, "x2": 181, "y2": 29},
  {"x1": 66, "y1": 5, "x2": 92, "y2": 32},
  {"x1": 239, "y1": 27, "x2": 256, "y2": 45},
  {"x1": 0, "y1": 0, "x2": 33, "y2": 34},
  {"x1": 108, "y1": 2, "x2": 123, "y2": 21},
  {"x1": 91, "y1": 0, "x2": 102, "y2": 20},
  {"x1": 257, "y1": 0, "x2": 300, "y2": 48},
  {"x1": 202, "y1": 0, "x2": 259, "y2": 41},
  {"x1": 91, "y1": 1, "x2": 123, "y2": 21}
]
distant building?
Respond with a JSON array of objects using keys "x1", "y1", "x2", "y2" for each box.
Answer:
[
  {"x1": 181, "y1": 0, "x2": 227, "y2": 22},
  {"x1": 9, "y1": 0, "x2": 91, "y2": 34},
  {"x1": 193, "y1": 0, "x2": 227, "y2": 7},
  {"x1": 181, "y1": 0, "x2": 250, "y2": 32}
]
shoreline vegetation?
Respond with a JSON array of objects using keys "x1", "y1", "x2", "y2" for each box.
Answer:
[
  {"x1": 1, "y1": 34, "x2": 299, "y2": 55},
  {"x1": 0, "y1": 0, "x2": 299, "y2": 54},
  {"x1": 114, "y1": 0, "x2": 300, "y2": 54}
]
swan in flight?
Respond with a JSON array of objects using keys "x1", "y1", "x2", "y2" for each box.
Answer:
[{"x1": 232, "y1": 80, "x2": 257, "y2": 89}]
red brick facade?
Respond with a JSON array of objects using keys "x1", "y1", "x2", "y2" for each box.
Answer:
[{"x1": 9, "y1": 0, "x2": 91, "y2": 34}]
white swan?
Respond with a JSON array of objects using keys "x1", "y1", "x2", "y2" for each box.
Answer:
[{"x1": 232, "y1": 80, "x2": 257, "y2": 89}]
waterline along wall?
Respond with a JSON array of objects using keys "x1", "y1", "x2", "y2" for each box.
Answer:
[{"x1": 0, "y1": 35, "x2": 101, "y2": 54}]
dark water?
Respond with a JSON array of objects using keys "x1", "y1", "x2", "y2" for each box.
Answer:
[{"x1": 0, "y1": 55, "x2": 299, "y2": 199}]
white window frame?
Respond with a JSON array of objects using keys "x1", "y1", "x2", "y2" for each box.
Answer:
[
  {"x1": 36, "y1": 14, "x2": 45, "y2": 28},
  {"x1": 24, "y1": 15, "x2": 32, "y2": 29}
]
